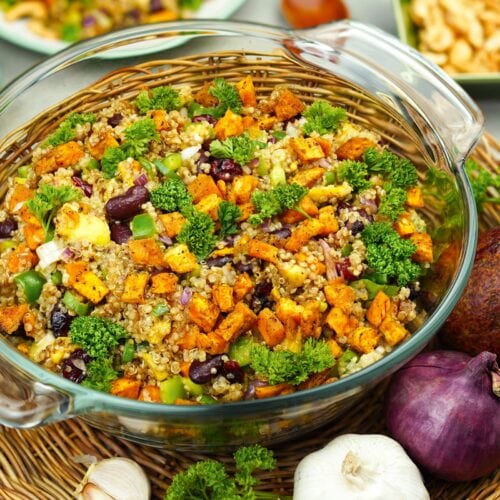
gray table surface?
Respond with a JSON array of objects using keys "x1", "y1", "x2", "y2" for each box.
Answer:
[{"x1": 0, "y1": 0, "x2": 498, "y2": 139}]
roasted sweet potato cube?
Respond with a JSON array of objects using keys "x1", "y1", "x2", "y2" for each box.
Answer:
[
  {"x1": 212, "y1": 284, "x2": 235, "y2": 312},
  {"x1": 72, "y1": 270, "x2": 109, "y2": 304},
  {"x1": 194, "y1": 81, "x2": 219, "y2": 107},
  {"x1": 317, "y1": 205, "x2": 340, "y2": 236},
  {"x1": 380, "y1": 316, "x2": 409, "y2": 346},
  {"x1": 300, "y1": 301, "x2": 322, "y2": 339},
  {"x1": 187, "y1": 174, "x2": 221, "y2": 204},
  {"x1": 177, "y1": 327, "x2": 199, "y2": 350},
  {"x1": 214, "y1": 109, "x2": 244, "y2": 140},
  {"x1": 238, "y1": 202, "x2": 254, "y2": 222},
  {"x1": 87, "y1": 132, "x2": 119, "y2": 160},
  {"x1": 23, "y1": 223, "x2": 44, "y2": 251},
  {"x1": 247, "y1": 239, "x2": 279, "y2": 264},
  {"x1": 236, "y1": 75, "x2": 257, "y2": 107},
  {"x1": 411, "y1": 232, "x2": 433, "y2": 263},
  {"x1": 0, "y1": 304, "x2": 29, "y2": 334},
  {"x1": 327, "y1": 338, "x2": 344, "y2": 358},
  {"x1": 122, "y1": 272, "x2": 149, "y2": 304},
  {"x1": 35, "y1": 141, "x2": 85, "y2": 175},
  {"x1": 273, "y1": 89, "x2": 305, "y2": 121},
  {"x1": 335, "y1": 137, "x2": 375, "y2": 161},
  {"x1": 8, "y1": 185, "x2": 34, "y2": 213},
  {"x1": 151, "y1": 272, "x2": 178, "y2": 295},
  {"x1": 159, "y1": 212, "x2": 186, "y2": 239},
  {"x1": 229, "y1": 175, "x2": 259, "y2": 204},
  {"x1": 128, "y1": 238, "x2": 167, "y2": 268},
  {"x1": 275, "y1": 297, "x2": 303, "y2": 330},
  {"x1": 348, "y1": 326, "x2": 379, "y2": 354},
  {"x1": 195, "y1": 194, "x2": 222, "y2": 221},
  {"x1": 257, "y1": 308, "x2": 285, "y2": 347},
  {"x1": 406, "y1": 187, "x2": 424, "y2": 208},
  {"x1": 258, "y1": 116, "x2": 278, "y2": 130},
  {"x1": 214, "y1": 302, "x2": 257, "y2": 342},
  {"x1": 394, "y1": 212, "x2": 416, "y2": 238},
  {"x1": 254, "y1": 383, "x2": 293, "y2": 399},
  {"x1": 324, "y1": 279, "x2": 356, "y2": 314},
  {"x1": 7, "y1": 244, "x2": 38, "y2": 274},
  {"x1": 138, "y1": 385, "x2": 161, "y2": 402},
  {"x1": 284, "y1": 218, "x2": 323, "y2": 252},
  {"x1": 188, "y1": 293, "x2": 220, "y2": 333},
  {"x1": 164, "y1": 244, "x2": 198, "y2": 274},
  {"x1": 308, "y1": 184, "x2": 352, "y2": 204},
  {"x1": 316, "y1": 137, "x2": 333, "y2": 156},
  {"x1": 281, "y1": 196, "x2": 319, "y2": 224},
  {"x1": 197, "y1": 331, "x2": 228, "y2": 355},
  {"x1": 290, "y1": 137, "x2": 325, "y2": 163},
  {"x1": 292, "y1": 167, "x2": 326, "y2": 187},
  {"x1": 325, "y1": 307, "x2": 358, "y2": 336},
  {"x1": 111, "y1": 378, "x2": 141, "y2": 399},
  {"x1": 366, "y1": 291, "x2": 392, "y2": 328},
  {"x1": 233, "y1": 272, "x2": 254, "y2": 301}
]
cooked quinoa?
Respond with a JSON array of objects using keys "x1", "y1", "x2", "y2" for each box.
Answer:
[{"x1": 0, "y1": 75, "x2": 434, "y2": 404}]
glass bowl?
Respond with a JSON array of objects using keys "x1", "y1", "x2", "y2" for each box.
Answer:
[{"x1": 0, "y1": 20, "x2": 482, "y2": 450}]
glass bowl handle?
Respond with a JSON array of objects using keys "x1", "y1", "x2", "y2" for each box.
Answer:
[
  {"x1": 302, "y1": 20, "x2": 484, "y2": 165},
  {"x1": 0, "y1": 355, "x2": 71, "y2": 428}
]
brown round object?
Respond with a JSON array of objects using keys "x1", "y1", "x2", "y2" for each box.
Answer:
[{"x1": 440, "y1": 227, "x2": 500, "y2": 355}]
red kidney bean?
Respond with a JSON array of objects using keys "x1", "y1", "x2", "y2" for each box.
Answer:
[
  {"x1": 250, "y1": 279, "x2": 273, "y2": 313},
  {"x1": 50, "y1": 304, "x2": 73, "y2": 338},
  {"x1": 193, "y1": 114, "x2": 217, "y2": 125},
  {"x1": 189, "y1": 355, "x2": 225, "y2": 385},
  {"x1": 107, "y1": 113, "x2": 123, "y2": 127},
  {"x1": 222, "y1": 360, "x2": 244, "y2": 384},
  {"x1": 105, "y1": 185, "x2": 149, "y2": 221},
  {"x1": 270, "y1": 227, "x2": 292, "y2": 239},
  {"x1": 235, "y1": 262, "x2": 253, "y2": 274},
  {"x1": 0, "y1": 217, "x2": 18, "y2": 238},
  {"x1": 210, "y1": 159, "x2": 243, "y2": 182},
  {"x1": 110, "y1": 222, "x2": 132, "y2": 244},
  {"x1": 205, "y1": 256, "x2": 233, "y2": 268},
  {"x1": 72, "y1": 176, "x2": 93, "y2": 197}
]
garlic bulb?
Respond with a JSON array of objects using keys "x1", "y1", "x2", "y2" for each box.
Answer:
[
  {"x1": 75, "y1": 457, "x2": 151, "y2": 500},
  {"x1": 294, "y1": 434, "x2": 429, "y2": 500}
]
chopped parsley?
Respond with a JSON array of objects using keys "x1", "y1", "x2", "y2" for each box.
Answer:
[
  {"x1": 150, "y1": 177, "x2": 193, "y2": 216},
  {"x1": 82, "y1": 358, "x2": 118, "y2": 392},
  {"x1": 134, "y1": 85, "x2": 182, "y2": 114},
  {"x1": 303, "y1": 100, "x2": 347, "y2": 136},
  {"x1": 177, "y1": 210, "x2": 218, "y2": 260},
  {"x1": 364, "y1": 148, "x2": 418, "y2": 190},
  {"x1": 210, "y1": 135, "x2": 259, "y2": 166},
  {"x1": 250, "y1": 338, "x2": 335, "y2": 385},
  {"x1": 43, "y1": 112, "x2": 96, "y2": 147},
  {"x1": 218, "y1": 201, "x2": 242, "y2": 238},
  {"x1": 191, "y1": 78, "x2": 243, "y2": 119},
  {"x1": 337, "y1": 160, "x2": 371, "y2": 192},
  {"x1": 378, "y1": 185, "x2": 408, "y2": 221}
]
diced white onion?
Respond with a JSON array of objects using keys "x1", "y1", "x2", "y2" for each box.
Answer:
[
  {"x1": 36, "y1": 240, "x2": 66, "y2": 269},
  {"x1": 181, "y1": 145, "x2": 201, "y2": 160}
]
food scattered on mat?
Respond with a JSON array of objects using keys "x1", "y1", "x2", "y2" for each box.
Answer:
[
  {"x1": 0, "y1": 0, "x2": 204, "y2": 42},
  {"x1": 410, "y1": 0, "x2": 500, "y2": 74},
  {"x1": 164, "y1": 444, "x2": 285, "y2": 499},
  {"x1": 440, "y1": 227, "x2": 499, "y2": 356},
  {"x1": 294, "y1": 433, "x2": 429, "y2": 500},
  {"x1": 0, "y1": 75, "x2": 435, "y2": 404},
  {"x1": 75, "y1": 457, "x2": 150, "y2": 500},
  {"x1": 386, "y1": 350, "x2": 500, "y2": 481}
]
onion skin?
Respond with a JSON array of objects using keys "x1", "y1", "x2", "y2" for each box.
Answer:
[{"x1": 385, "y1": 350, "x2": 500, "y2": 481}]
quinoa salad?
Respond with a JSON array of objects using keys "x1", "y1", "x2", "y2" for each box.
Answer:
[{"x1": 0, "y1": 75, "x2": 434, "y2": 405}]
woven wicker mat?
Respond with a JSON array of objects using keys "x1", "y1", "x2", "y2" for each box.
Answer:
[{"x1": 0, "y1": 133, "x2": 498, "y2": 500}]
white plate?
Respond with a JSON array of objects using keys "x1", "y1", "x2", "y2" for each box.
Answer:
[{"x1": 0, "y1": 0, "x2": 247, "y2": 57}]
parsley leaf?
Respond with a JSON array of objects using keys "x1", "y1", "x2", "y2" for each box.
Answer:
[
  {"x1": 26, "y1": 183, "x2": 81, "y2": 240},
  {"x1": 210, "y1": 135, "x2": 259, "y2": 166},
  {"x1": 218, "y1": 201, "x2": 242, "y2": 238},
  {"x1": 150, "y1": 177, "x2": 193, "y2": 215},
  {"x1": 101, "y1": 147, "x2": 127, "y2": 179},
  {"x1": 465, "y1": 158, "x2": 500, "y2": 212},
  {"x1": 208, "y1": 78, "x2": 243, "y2": 118},
  {"x1": 378, "y1": 185, "x2": 407, "y2": 221},
  {"x1": 303, "y1": 100, "x2": 346, "y2": 136},
  {"x1": 364, "y1": 148, "x2": 418, "y2": 190},
  {"x1": 249, "y1": 182, "x2": 308, "y2": 226},
  {"x1": 336, "y1": 160, "x2": 371, "y2": 192},
  {"x1": 134, "y1": 86, "x2": 182, "y2": 114},
  {"x1": 82, "y1": 358, "x2": 118, "y2": 392},
  {"x1": 361, "y1": 222, "x2": 421, "y2": 286},
  {"x1": 177, "y1": 211, "x2": 218, "y2": 260},
  {"x1": 121, "y1": 118, "x2": 159, "y2": 158},
  {"x1": 44, "y1": 112, "x2": 96, "y2": 147}
]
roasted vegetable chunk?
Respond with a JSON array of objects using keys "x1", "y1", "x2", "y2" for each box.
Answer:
[{"x1": 188, "y1": 293, "x2": 220, "y2": 333}]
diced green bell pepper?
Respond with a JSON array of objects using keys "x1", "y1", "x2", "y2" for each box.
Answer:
[
  {"x1": 160, "y1": 375, "x2": 187, "y2": 404},
  {"x1": 324, "y1": 171, "x2": 336, "y2": 186},
  {"x1": 17, "y1": 165, "x2": 32, "y2": 178},
  {"x1": 272, "y1": 131, "x2": 287, "y2": 140},
  {"x1": 228, "y1": 336, "x2": 255, "y2": 367},
  {"x1": 198, "y1": 394, "x2": 218, "y2": 405},
  {"x1": 51, "y1": 270, "x2": 63, "y2": 286},
  {"x1": 132, "y1": 214, "x2": 156, "y2": 239},
  {"x1": 351, "y1": 279, "x2": 399, "y2": 301},
  {"x1": 122, "y1": 339, "x2": 136, "y2": 363},
  {"x1": 62, "y1": 290, "x2": 92, "y2": 316},
  {"x1": 14, "y1": 270, "x2": 46, "y2": 305},
  {"x1": 182, "y1": 377, "x2": 203, "y2": 397},
  {"x1": 162, "y1": 153, "x2": 183, "y2": 172},
  {"x1": 341, "y1": 244, "x2": 353, "y2": 257}
]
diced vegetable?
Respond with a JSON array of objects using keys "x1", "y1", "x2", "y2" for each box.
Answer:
[
  {"x1": 14, "y1": 270, "x2": 46, "y2": 304},
  {"x1": 131, "y1": 214, "x2": 156, "y2": 239},
  {"x1": 62, "y1": 290, "x2": 92, "y2": 316}
]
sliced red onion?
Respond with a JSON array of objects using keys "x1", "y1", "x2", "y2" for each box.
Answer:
[
  {"x1": 134, "y1": 173, "x2": 148, "y2": 186},
  {"x1": 244, "y1": 380, "x2": 267, "y2": 400},
  {"x1": 360, "y1": 196, "x2": 379, "y2": 214},
  {"x1": 82, "y1": 14, "x2": 97, "y2": 27},
  {"x1": 159, "y1": 234, "x2": 173, "y2": 246},
  {"x1": 260, "y1": 219, "x2": 273, "y2": 232},
  {"x1": 318, "y1": 158, "x2": 331, "y2": 168},
  {"x1": 319, "y1": 239, "x2": 338, "y2": 281},
  {"x1": 250, "y1": 158, "x2": 259, "y2": 167},
  {"x1": 61, "y1": 247, "x2": 74, "y2": 262},
  {"x1": 180, "y1": 288, "x2": 193, "y2": 306}
]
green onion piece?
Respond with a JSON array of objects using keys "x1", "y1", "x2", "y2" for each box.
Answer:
[
  {"x1": 182, "y1": 377, "x2": 203, "y2": 397},
  {"x1": 14, "y1": 270, "x2": 46, "y2": 305},
  {"x1": 62, "y1": 290, "x2": 92, "y2": 316},
  {"x1": 122, "y1": 339, "x2": 136, "y2": 363},
  {"x1": 162, "y1": 153, "x2": 183, "y2": 172},
  {"x1": 272, "y1": 131, "x2": 287, "y2": 140},
  {"x1": 131, "y1": 214, "x2": 156, "y2": 239},
  {"x1": 51, "y1": 270, "x2": 63, "y2": 286},
  {"x1": 17, "y1": 165, "x2": 32, "y2": 178},
  {"x1": 341, "y1": 244, "x2": 353, "y2": 257},
  {"x1": 337, "y1": 349, "x2": 359, "y2": 376},
  {"x1": 324, "y1": 171, "x2": 336, "y2": 185},
  {"x1": 152, "y1": 303, "x2": 170, "y2": 317},
  {"x1": 270, "y1": 165, "x2": 286, "y2": 186},
  {"x1": 257, "y1": 157, "x2": 269, "y2": 176},
  {"x1": 198, "y1": 394, "x2": 218, "y2": 405},
  {"x1": 160, "y1": 376, "x2": 187, "y2": 404},
  {"x1": 0, "y1": 240, "x2": 16, "y2": 253}
]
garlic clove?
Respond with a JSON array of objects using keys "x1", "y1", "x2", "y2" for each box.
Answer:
[{"x1": 76, "y1": 457, "x2": 151, "y2": 500}]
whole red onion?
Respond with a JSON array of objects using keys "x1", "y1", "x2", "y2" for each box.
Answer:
[{"x1": 385, "y1": 350, "x2": 500, "y2": 481}]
